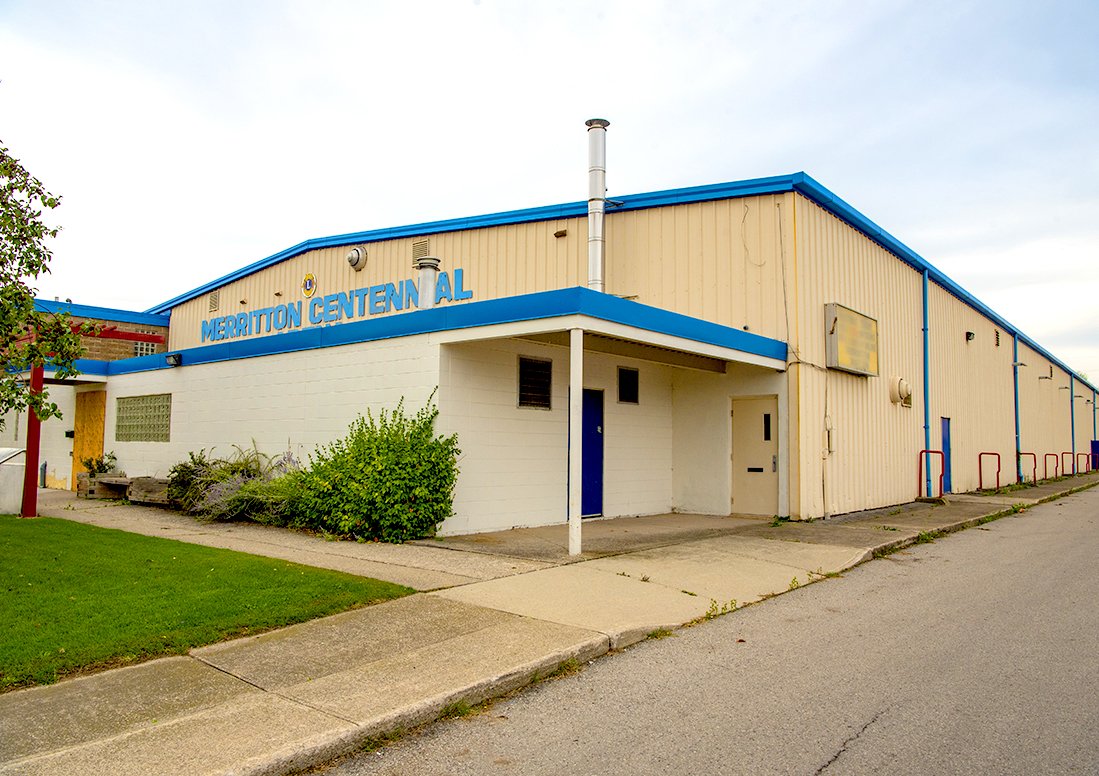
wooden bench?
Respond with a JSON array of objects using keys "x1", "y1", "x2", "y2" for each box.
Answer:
[{"x1": 85, "y1": 475, "x2": 130, "y2": 500}]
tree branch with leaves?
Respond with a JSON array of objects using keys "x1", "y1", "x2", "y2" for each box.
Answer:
[{"x1": 1, "y1": 141, "x2": 87, "y2": 429}]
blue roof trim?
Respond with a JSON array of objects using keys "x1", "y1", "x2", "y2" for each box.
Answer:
[
  {"x1": 145, "y1": 175, "x2": 799, "y2": 315},
  {"x1": 141, "y1": 170, "x2": 1089, "y2": 393},
  {"x1": 36, "y1": 299, "x2": 170, "y2": 327},
  {"x1": 111, "y1": 288, "x2": 785, "y2": 375}
]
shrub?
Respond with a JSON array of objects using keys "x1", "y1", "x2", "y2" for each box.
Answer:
[
  {"x1": 80, "y1": 451, "x2": 117, "y2": 476},
  {"x1": 297, "y1": 397, "x2": 460, "y2": 542},
  {"x1": 168, "y1": 446, "x2": 302, "y2": 525}
]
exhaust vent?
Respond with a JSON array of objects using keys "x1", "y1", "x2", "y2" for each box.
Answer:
[
  {"x1": 412, "y1": 239, "x2": 430, "y2": 261},
  {"x1": 208, "y1": 290, "x2": 220, "y2": 312}
]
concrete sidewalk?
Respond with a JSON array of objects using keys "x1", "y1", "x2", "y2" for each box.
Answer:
[{"x1": 5, "y1": 473, "x2": 1099, "y2": 776}]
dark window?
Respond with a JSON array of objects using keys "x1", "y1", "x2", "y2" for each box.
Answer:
[
  {"x1": 763, "y1": 413, "x2": 772, "y2": 441},
  {"x1": 518, "y1": 357, "x2": 552, "y2": 409},
  {"x1": 618, "y1": 367, "x2": 639, "y2": 404}
]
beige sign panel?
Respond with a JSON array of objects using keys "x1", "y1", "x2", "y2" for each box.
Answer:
[{"x1": 825, "y1": 303, "x2": 879, "y2": 376}]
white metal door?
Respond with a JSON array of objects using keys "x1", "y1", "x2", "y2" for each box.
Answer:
[{"x1": 731, "y1": 396, "x2": 779, "y2": 516}]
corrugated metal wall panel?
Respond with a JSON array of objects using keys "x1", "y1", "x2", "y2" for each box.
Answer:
[
  {"x1": 793, "y1": 195, "x2": 925, "y2": 517},
  {"x1": 169, "y1": 196, "x2": 793, "y2": 350},
  {"x1": 1016, "y1": 342, "x2": 1074, "y2": 477},
  {"x1": 926, "y1": 284, "x2": 1016, "y2": 493}
]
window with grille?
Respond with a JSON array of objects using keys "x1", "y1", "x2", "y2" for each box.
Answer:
[
  {"x1": 518, "y1": 357, "x2": 552, "y2": 409},
  {"x1": 116, "y1": 394, "x2": 172, "y2": 442}
]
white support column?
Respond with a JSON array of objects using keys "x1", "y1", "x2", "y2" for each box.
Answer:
[{"x1": 568, "y1": 327, "x2": 584, "y2": 556}]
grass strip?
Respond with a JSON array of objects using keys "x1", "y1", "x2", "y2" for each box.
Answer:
[{"x1": 0, "y1": 514, "x2": 412, "y2": 692}]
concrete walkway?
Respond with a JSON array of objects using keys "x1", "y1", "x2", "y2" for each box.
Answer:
[{"x1": 5, "y1": 473, "x2": 1099, "y2": 776}]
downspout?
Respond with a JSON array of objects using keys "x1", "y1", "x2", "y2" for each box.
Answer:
[
  {"x1": 585, "y1": 118, "x2": 610, "y2": 293},
  {"x1": 1013, "y1": 333, "x2": 1022, "y2": 483},
  {"x1": 1070, "y1": 373, "x2": 1076, "y2": 473},
  {"x1": 922, "y1": 269, "x2": 931, "y2": 496}
]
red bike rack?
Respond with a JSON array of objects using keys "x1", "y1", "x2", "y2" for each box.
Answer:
[
  {"x1": 1044, "y1": 453, "x2": 1059, "y2": 480},
  {"x1": 1077, "y1": 452, "x2": 1091, "y2": 473},
  {"x1": 1018, "y1": 452, "x2": 1037, "y2": 484},
  {"x1": 1062, "y1": 451, "x2": 1074, "y2": 476},
  {"x1": 918, "y1": 449, "x2": 945, "y2": 499},
  {"x1": 978, "y1": 452, "x2": 1000, "y2": 491}
]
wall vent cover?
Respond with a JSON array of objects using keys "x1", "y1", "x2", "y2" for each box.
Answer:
[
  {"x1": 412, "y1": 240, "x2": 430, "y2": 261},
  {"x1": 208, "y1": 290, "x2": 220, "y2": 312}
]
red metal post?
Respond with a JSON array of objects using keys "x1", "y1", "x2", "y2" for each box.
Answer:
[
  {"x1": 1062, "y1": 451, "x2": 1074, "y2": 476},
  {"x1": 978, "y1": 452, "x2": 1001, "y2": 491},
  {"x1": 1044, "y1": 453, "x2": 1059, "y2": 480},
  {"x1": 20, "y1": 365, "x2": 44, "y2": 518},
  {"x1": 918, "y1": 450, "x2": 945, "y2": 499},
  {"x1": 1076, "y1": 452, "x2": 1090, "y2": 473}
]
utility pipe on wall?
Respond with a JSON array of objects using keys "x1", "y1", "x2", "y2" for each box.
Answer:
[
  {"x1": 1013, "y1": 333, "x2": 1022, "y2": 483},
  {"x1": 415, "y1": 256, "x2": 441, "y2": 310},
  {"x1": 922, "y1": 269, "x2": 931, "y2": 496},
  {"x1": 1070, "y1": 373, "x2": 1076, "y2": 473},
  {"x1": 585, "y1": 118, "x2": 610, "y2": 293}
]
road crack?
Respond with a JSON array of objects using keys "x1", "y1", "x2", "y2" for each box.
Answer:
[{"x1": 815, "y1": 708, "x2": 886, "y2": 774}]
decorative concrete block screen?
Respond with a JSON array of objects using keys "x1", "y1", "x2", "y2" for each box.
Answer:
[{"x1": 116, "y1": 393, "x2": 172, "y2": 442}]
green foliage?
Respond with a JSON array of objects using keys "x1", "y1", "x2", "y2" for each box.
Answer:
[
  {"x1": 165, "y1": 396, "x2": 460, "y2": 543},
  {"x1": 79, "y1": 451, "x2": 117, "y2": 476},
  {"x1": 297, "y1": 397, "x2": 460, "y2": 543},
  {"x1": 167, "y1": 445, "x2": 302, "y2": 524},
  {"x1": 0, "y1": 142, "x2": 89, "y2": 428}
]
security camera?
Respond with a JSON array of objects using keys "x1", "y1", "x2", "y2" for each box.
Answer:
[{"x1": 346, "y1": 246, "x2": 368, "y2": 271}]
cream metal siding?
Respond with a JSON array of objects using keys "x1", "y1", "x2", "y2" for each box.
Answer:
[
  {"x1": 167, "y1": 194, "x2": 794, "y2": 350},
  {"x1": 1016, "y1": 342, "x2": 1075, "y2": 477},
  {"x1": 605, "y1": 194, "x2": 791, "y2": 339},
  {"x1": 926, "y1": 284, "x2": 1016, "y2": 493},
  {"x1": 792, "y1": 194, "x2": 924, "y2": 517}
]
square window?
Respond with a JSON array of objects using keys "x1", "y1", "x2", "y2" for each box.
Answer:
[
  {"x1": 518, "y1": 357, "x2": 552, "y2": 409},
  {"x1": 618, "y1": 367, "x2": 639, "y2": 404}
]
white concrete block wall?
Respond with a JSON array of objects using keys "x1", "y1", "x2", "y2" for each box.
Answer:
[
  {"x1": 103, "y1": 335, "x2": 441, "y2": 477},
  {"x1": 437, "y1": 339, "x2": 677, "y2": 535},
  {"x1": 0, "y1": 386, "x2": 77, "y2": 490},
  {"x1": 671, "y1": 363, "x2": 788, "y2": 516}
]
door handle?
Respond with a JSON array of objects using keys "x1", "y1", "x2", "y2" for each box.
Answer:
[{"x1": 772, "y1": 454, "x2": 777, "y2": 473}]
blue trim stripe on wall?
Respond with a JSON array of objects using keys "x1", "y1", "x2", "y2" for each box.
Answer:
[
  {"x1": 142, "y1": 171, "x2": 1094, "y2": 395},
  {"x1": 68, "y1": 288, "x2": 787, "y2": 377}
]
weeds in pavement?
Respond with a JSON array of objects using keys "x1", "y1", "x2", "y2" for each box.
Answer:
[{"x1": 647, "y1": 628, "x2": 676, "y2": 640}]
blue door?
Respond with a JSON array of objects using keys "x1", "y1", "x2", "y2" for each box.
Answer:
[
  {"x1": 941, "y1": 417, "x2": 953, "y2": 493},
  {"x1": 582, "y1": 389, "x2": 604, "y2": 516}
]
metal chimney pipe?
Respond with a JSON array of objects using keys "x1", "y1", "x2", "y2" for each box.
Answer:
[
  {"x1": 585, "y1": 118, "x2": 610, "y2": 293},
  {"x1": 415, "y1": 255, "x2": 441, "y2": 310}
]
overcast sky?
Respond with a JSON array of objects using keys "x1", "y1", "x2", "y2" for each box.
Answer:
[{"x1": 1, "y1": 0, "x2": 1096, "y2": 379}]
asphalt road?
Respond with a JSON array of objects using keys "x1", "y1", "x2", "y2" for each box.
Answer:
[{"x1": 320, "y1": 490, "x2": 1099, "y2": 776}]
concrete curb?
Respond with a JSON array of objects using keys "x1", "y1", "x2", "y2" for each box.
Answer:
[{"x1": 230, "y1": 634, "x2": 610, "y2": 776}]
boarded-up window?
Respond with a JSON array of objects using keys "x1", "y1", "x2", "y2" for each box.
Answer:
[
  {"x1": 518, "y1": 357, "x2": 552, "y2": 409},
  {"x1": 116, "y1": 394, "x2": 172, "y2": 442}
]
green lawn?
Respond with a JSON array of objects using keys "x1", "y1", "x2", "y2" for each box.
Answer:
[{"x1": 0, "y1": 514, "x2": 413, "y2": 692}]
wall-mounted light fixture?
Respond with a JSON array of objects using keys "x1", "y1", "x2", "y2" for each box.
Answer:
[
  {"x1": 1058, "y1": 385, "x2": 1070, "y2": 390},
  {"x1": 1012, "y1": 361, "x2": 1027, "y2": 367},
  {"x1": 965, "y1": 331, "x2": 975, "y2": 342},
  {"x1": 165, "y1": 353, "x2": 182, "y2": 367}
]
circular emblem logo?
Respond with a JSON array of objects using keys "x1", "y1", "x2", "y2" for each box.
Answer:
[{"x1": 301, "y1": 273, "x2": 317, "y2": 298}]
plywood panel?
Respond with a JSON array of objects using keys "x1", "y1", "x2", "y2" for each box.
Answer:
[{"x1": 71, "y1": 390, "x2": 106, "y2": 489}]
